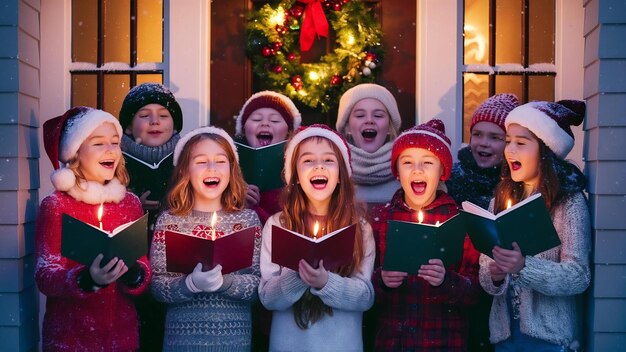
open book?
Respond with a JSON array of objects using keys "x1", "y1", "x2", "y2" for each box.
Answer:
[
  {"x1": 382, "y1": 214, "x2": 466, "y2": 273},
  {"x1": 271, "y1": 224, "x2": 356, "y2": 272},
  {"x1": 61, "y1": 213, "x2": 148, "y2": 266},
  {"x1": 164, "y1": 227, "x2": 256, "y2": 274},
  {"x1": 235, "y1": 140, "x2": 286, "y2": 191},
  {"x1": 460, "y1": 193, "x2": 561, "y2": 257}
]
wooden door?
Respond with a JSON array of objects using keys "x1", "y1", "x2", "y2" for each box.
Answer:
[{"x1": 210, "y1": 0, "x2": 416, "y2": 134}]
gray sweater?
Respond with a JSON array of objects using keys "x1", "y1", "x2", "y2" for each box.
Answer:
[
  {"x1": 479, "y1": 192, "x2": 590, "y2": 348},
  {"x1": 150, "y1": 209, "x2": 261, "y2": 352},
  {"x1": 259, "y1": 213, "x2": 376, "y2": 352}
]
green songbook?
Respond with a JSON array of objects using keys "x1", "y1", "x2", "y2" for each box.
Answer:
[
  {"x1": 61, "y1": 213, "x2": 148, "y2": 266},
  {"x1": 235, "y1": 141, "x2": 286, "y2": 191},
  {"x1": 460, "y1": 193, "x2": 561, "y2": 257},
  {"x1": 382, "y1": 214, "x2": 466, "y2": 274}
]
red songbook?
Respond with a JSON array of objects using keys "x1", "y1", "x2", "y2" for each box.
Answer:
[
  {"x1": 271, "y1": 224, "x2": 356, "y2": 272},
  {"x1": 164, "y1": 227, "x2": 256, "y2": 274}
]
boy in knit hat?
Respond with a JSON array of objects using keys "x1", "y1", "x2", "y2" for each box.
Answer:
[
  {"x1": 371, "y1": 119, "x2": 481, "y2": 351},
  {"x1": 446, "y1": 93, "x2": 519, "y2": 352},
  {"x1": 119, "y1": 82, "x2": 183, "y2": 352},
  {"x1": 234, "y1": 90, "x2": 301, "y2": 223},
  {"x1": 336, "y1": 83, "x2": 403, "y2": 208}
]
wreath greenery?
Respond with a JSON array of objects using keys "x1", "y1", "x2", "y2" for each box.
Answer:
[{"x1": 246, "y1": 0, "x2": 384, "y2": 114}]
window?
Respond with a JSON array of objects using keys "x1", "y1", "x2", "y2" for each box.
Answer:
[
  {"x1": 71, "y1": 0, "x2": 164, "y2": 118},
  {"x1": 463, "y1": 0, "x2": 555, "y2": 142}
]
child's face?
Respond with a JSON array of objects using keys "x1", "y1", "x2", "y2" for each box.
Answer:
[
  {"x1": 469, "y1": 121, "x2": 506, "y2": 168},
  {"x1": 345, "y1": 98, "x2": 390, "y2": 153},
  {"x1": 296, "y1": 139, "x2": 340, "y2": 212},
  {"x1": 244, "y1": 108, "x2": 289, "y2": 147},
  {"x1": 397, "y1": 148, "x2": 443, "y2": 210},
  {"x1": 187, "y1": 139, "x2": 231, "y2": 211},
  {"x1": 126, "y1": 104, "x2": 175, "y2": 147},
  {"x1": 505, "y1": 123, "x2": 541, "y2": 190},
  {"x1": 76, "y1": 122, "x2": 121, "y2": 184}
]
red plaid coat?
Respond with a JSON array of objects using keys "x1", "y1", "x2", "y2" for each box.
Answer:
[{"x1": 370, "y1": 189, "x2": 481, "y2": 352}]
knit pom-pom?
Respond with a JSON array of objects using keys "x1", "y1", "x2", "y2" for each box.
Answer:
[{"x1": 51, "y1": 167, "x2": 76, "y2": 191}]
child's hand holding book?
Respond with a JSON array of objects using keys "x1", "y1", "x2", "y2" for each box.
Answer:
[
  {"x1": 89, "y1": 254, "x2": 129, "y2": 286},
  {"x1": 185, "y1": 263, "x2": 224, "y2": 293},
  {"x1": 298, "y1": 259, "x2": 329, "y2": 289}
]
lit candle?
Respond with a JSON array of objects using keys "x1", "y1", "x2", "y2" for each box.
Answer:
[
  {"x1": 97, "y1": 203, "x2": 103, "y2": 230},
  {"x1": 507, "y1": 199, "x2": 512, "y2": 209},
  {"x1": 210, "y1": 211, "x2": 217, "y2": 241},
  {"x1": 313, "y1": 221, "x2": 320, "y2": 240},
  {"x1": 417, "y1": 210, "x2": 424, "y2": 224},
  {"x1": 435, "y1": 220, "x2": 440, "y2": 226}
]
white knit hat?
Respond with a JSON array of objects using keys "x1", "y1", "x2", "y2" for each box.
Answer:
[
  {"x1": 283, "y1": 124, "x2": 352, "y2": 184},
  {"x1": 173, "y1": 126, "x2": 238, "y2": 166},
  {"x1": 335, "y1": 83, "x2": 402, "y2": 136},
  {"x1": 234, "y1": 91, "x2": 301, "y2": 136}
]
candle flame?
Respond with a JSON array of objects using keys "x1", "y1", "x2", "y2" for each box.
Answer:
[
  {"x1": 417, "y1": 210, "x2": 424, "y2": 224},
  {"x1": 435, "y1": 221, "x2": 440, "y2": 226},
  {"x1": 507, "y1": 199, "x2": 512, "y2": 209},
  {"x1": 211, "y1": 211, "x2": 217, "y2": 241},
  {"x1": 313, "y1": 221, "x2": 319, "y2": 240}
]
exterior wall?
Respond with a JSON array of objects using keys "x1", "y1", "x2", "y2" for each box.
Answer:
[
  {"x1": 0, "y1": 0, "x2": 40, "y2": 351},
  {"x1": 583, "y1": 0, "x2": 626, "y2": 350}
]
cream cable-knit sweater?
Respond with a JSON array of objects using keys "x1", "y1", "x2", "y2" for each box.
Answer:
[
  {"x1": 479, "y1": 192, "x2": 591, "y2": 348},
  {"x1": 259, "y1": 213, "x2": 376, "y2": 352}
]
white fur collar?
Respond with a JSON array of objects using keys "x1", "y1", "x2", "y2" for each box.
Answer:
[{"x1": 65, "y1": 178, "x2": 127, "y2": 204}]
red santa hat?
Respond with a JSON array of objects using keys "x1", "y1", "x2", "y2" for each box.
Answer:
[
  {"x1": 470, "y1": 93, "x2": 519, "y2": 132},
  {"x1": 173, "y1": 126, "x2": 238, "y2": 166},
  {"x1": 505, "y1": 99, "x2": 585, "y2": 158},
  {"x1": 283, "y1": 124, "x2": 352, "y2": 184},
  {"x1": 390, "y1": 119, "x2": 453, "y2": 180},
  {"x1": 43, "y1": 107, "x2": 123, "y2": 191},
  {"x1": 234, "y1": 91, "x2": 301, "y2": 136}
]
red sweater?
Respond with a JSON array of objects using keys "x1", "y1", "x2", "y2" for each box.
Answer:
[
  {"x1": 35, "y1": 191, "x2": 152, "y2": 352},
  {"x1": 371, "y1": 190, "x2": 481, "y2": 352}
]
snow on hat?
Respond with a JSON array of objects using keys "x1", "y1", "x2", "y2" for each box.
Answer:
[
  {"x1": 335, "y1": 83, "x2": 402, "y2": 136},
  {"x1": 390, "y1": 119, "x2": 453, "y2": 180},
  {"x1": 43, "y1": 106, "x2": 123, "y2": 191},
  {"x1": 283, "y1": 124, "x2": 352, "y2": 184},
  {"x1": 234, "y1": 91, "x2": 301, "y2": 136},
  {"x1": 470, "y1": 93, "x2": 519, "y2": 132},
  {"x1": 173, "y1": 126, "x2": 238, "y2": 166},
  {"x1": 119, "y1": 82, "x2": 183, "y2": 133},
  {"x1": 505, "y1": 99, "x2": 585, "y2": 158}
]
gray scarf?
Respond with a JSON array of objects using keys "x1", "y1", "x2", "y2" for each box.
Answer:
[
  {"x1": 348, "y1": 141, "x2": 395, "y2": 185},
  {"x1": 121, "y1": 133, "x2": 180, "y2": 165}
]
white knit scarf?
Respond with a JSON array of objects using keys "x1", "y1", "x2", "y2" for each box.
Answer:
[{"x1": 349, "y1": 141, "x2": 395, "y2": 185}]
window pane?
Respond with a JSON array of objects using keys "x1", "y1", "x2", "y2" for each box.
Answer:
[
  {"x1": 463, "y1": 73, "x2": 489, "y2": 142},
  {"x1": 137, "y1": 0, "x2": 163, "y2": 63},
  {"x1": 529, "y1": 0, "x2": 555, "y2": 65},
  {"x1": 495, "y1": 0, "x2": 522, "y2": 65},
  {"x1": 495, "y1": 75, "x2": 523, "y2": 101},
  {"x1": 103, "y1": 74, "x2": 130, "y2": 118},
  {"x1": 72, "y1": 74, "x2": 98, "y2": 107},
  {"x1": 72, "y1": 0, "x2": 98, "y2": 63},
  {"x1": 464, "y1": 0, "x2": 489, "y2": 65},
  {"x1": 528, "y1": 75, "x2": 555, "y2": 101},
  {"x1": 137, "y1": 74, "x2": 163, "y2": 85},
  {"x1": 104, "y1": 0, "x2": 131, "y2": 63}
]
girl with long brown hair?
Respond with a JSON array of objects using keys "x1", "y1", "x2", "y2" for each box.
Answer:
[{"x1": 258, "y1": 124, "x2": 375, "y2": 351}]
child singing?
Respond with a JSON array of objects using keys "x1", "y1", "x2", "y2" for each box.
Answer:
[
  {"x1": 149, "y1": 126, "x2": 262, "y2": 351},
  {"x1": 258, "y1": 125, "x2": 375, "y2": 351},
  {"x1": 479, "y1": 100, "x2": 590, "y2": 351},
  {"x1": 36, "y1": 107, "x2": 152, "y2": 351},
  {"x1": 372, "y1": 119, "x2": 481, "y2": 351}
]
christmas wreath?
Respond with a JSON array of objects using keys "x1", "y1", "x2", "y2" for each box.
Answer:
[{"x1": 246, "y1": 0, "x2": 384, "y2": 114}]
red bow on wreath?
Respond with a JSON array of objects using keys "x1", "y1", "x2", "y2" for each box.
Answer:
[{"x1": 299, "y1": 0, "x2": 329, "y2": 52}]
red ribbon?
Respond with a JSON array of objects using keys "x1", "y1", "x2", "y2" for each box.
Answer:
[{"x1": 299, "y1": 0, "x2": 329, "y2": 52}]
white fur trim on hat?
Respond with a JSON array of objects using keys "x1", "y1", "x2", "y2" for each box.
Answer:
[
  {"x1": 505, "y1": 102, "x2": 574, "y2": 158},
  {"x1": 234, "y1": 91, "x2": 302, "y2": 136},
  {"x1": 335, "y1": 84, "x2": 402, "y2": 136},
  {"x1": 284, "y1": 126, "x2": 351, "y2": 184},
  {"x1": 173, "y1": 126, "x2": 238, "y2": 166},
  {"x1": 59, "y1": 109, "x2": 123, "y2": 163}
]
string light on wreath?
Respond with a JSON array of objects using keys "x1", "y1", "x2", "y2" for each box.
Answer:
[{"x1": 246, "y1": 0, "x2": 384, "y2": 113}]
